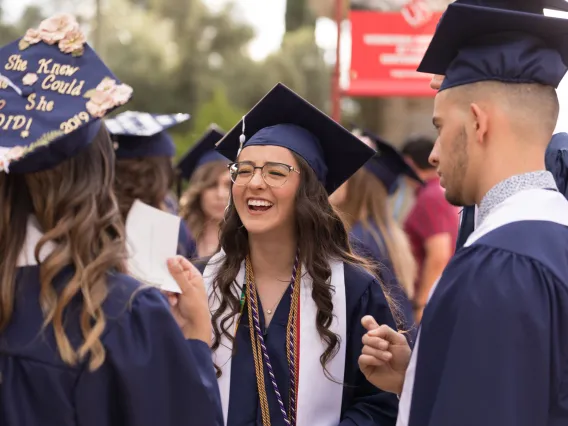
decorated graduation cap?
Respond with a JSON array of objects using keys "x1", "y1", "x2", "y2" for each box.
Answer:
[
  {"x1": 105, "y1": 111, "x2": 190, "y2": 159},
  {"x1": 176, "y1": 124, "x2": 227, "y2": 181},
  {"x1": 417, "y1": 2, "x2": 568, "y2": 91},
  {"x1": 215, "y1": 83, "x2": 375, "y2": 194},
  {"x1": 354, "y1": 128, "x2": 423, "y2": 195},
  {"x1": 0, "y1": 14, "x2": 133, "y2": 174}
]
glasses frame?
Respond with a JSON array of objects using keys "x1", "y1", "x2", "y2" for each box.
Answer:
[{"x1": 228, "y1": 161, "x2": 301, "y2": 188}]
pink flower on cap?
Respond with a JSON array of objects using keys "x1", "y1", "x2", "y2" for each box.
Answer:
[
  {"x1": 38, "y1": 13, "x2": 79, "y2": 45},
  {"x1": 23, "y1": 28, "x2": 42, "y2": 45},
  {"x1": 58, "y1": 27, "x2": 86, "y2": 54}
]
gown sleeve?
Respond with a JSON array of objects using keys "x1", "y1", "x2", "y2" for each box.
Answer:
[
  {"x1": 340, "y1": 275, "x2": 399, "y2": 426},
  {"x1": 422, "y1": 250, "x2": 566, "y2": 426},
  {"x1": 74, "y1": 287, "x2": 223, "y2": 426}
]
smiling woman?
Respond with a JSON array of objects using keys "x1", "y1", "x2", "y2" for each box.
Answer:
[{"x1": 200, "y1": 83, "x2": 401, "y2": 426}]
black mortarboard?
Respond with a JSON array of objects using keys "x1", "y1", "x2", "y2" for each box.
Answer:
[
  {"x1": 418, "y1": 3, "x2": 568, "y2": 91},
  {"x1": 455, "y1": 0, "x2": 568, "y2": 13},
  {"x1": 215, "y1": 83, "x2": 375, "y2": 194},
  {"x1": 0, "y1": 13, "x2": 132, "y2": 174},
  {"x1": 356, "y1": 129, "x2": 423, "y2": 194},
  {"x1": 105, "y1": 111, "x2": 190, "y2": 159},
  {"x1": 176, "y1": 125, "x2": 228, "y2": 181}
]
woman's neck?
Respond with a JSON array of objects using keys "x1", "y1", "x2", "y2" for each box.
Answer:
[
  {"x1": 248, "y1": 232, "x2": 297, "y2": 280},
  {"x1": 197, "y1": 220, "x2": 221, "y2": 257}
]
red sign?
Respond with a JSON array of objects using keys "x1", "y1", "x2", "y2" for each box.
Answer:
[{"x1": 347, "y1": 10, "x2": 443, "y2": 97}]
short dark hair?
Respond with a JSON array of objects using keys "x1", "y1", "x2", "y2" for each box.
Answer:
[{"x1": 401, "y1": 136, "x2": 435, "y2": 170}]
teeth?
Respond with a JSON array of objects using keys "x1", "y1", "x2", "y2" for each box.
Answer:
[{"x1": 248, "y1": 199, "x2": 274, "y2": 207}]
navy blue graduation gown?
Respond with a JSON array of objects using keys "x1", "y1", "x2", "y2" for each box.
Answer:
[
  {"x1": 0, "y1": 265, "x2": 222, "y2": 426},
  {"x1": 409, "y1": 221, "x2": 568, "y2": 426},
  {"x1": 178, "y1": 220, "x2": 197, "y2": 259},
  {"x1": 226, "y1": 263, "x2": 399, "y2": 426},
  {"x1": 350, "y1": 221, "x2": 415, "y2": 335},
  {"x1": 164, "y1": 193, "x2": 180, "y2": 214}
]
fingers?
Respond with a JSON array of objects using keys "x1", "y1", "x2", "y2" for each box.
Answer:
[
  {"x1": 362, "y1": 334, "x2": 389, "y2": 351},
  {"x1": 365, "y1": 323, "x2": 407, "y2": 346},
  {"x1": 361, "y1": 343, "x2": 392, "y2": 362},
  {"x1": 358, "y1": 354, "x2": 387, "y2": 369},
  {"x1": 361, "y1": 315, "x2": 380, "y2": 331},
  {"x1": 170, "y1": 255, "x2": 200, "y2": 279},
  {"x1": 165, "y1": 291, "x2": 178, "y2": 307},
  {"x1": 167, "y1": 257, "x2": 191, "y2": 293}
]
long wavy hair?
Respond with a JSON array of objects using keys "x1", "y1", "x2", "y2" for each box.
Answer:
[
  {"x1": 337, "y1": 168, "x2": 417, "y2": 299},
  {"x1": 0, "y1": 125, "x2": 127, "y2": 371},
  {"x1": 210, "y1": 153, "x2": 400, "y2": 377},
  {"x1": 114, "y1": 156, "x2": 174, "y2": 220},
  {"x1": 179, "y1": 160, "x2": 228, "y2": 244}
]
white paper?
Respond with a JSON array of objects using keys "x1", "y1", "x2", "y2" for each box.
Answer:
[{"x1": 125, "y1": 199, "x2": 182, "y2": 293}]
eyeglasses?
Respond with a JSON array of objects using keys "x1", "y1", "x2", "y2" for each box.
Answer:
[{"x1": 228, "y1": 161, "x2": 300, "y2": 188}]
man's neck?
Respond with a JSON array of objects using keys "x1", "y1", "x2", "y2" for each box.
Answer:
[{"x1": 475, "y1": 161, "x2": 546, "y2": 206}]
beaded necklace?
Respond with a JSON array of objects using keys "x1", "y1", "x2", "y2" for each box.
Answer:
[{"x1": 243, "y1": 252, "x2": 301, "y2": 426}]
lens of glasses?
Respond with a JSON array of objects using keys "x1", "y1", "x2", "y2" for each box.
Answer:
[
  {"x1": 230, "y1": 162, "x2": 291, "y2": 187},
  {"x1": 262, "y1": 163, "x2": 290, "y2": 187}
]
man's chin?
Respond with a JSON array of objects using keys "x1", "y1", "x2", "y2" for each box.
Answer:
[{"x1": 444, "y1": 190, "x2": 465, "y2": 207}]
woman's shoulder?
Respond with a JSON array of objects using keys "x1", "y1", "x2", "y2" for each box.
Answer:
[
  {"x1": 102, "y1": 273, "x2": 171, "y2": 328},
  {"x1": 342, "y1": 261, "x2": 382, "y2": 303}
]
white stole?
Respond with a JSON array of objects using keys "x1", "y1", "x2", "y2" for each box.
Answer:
[
  {"x1": 397, "y1": 188, "x2": 568, "y2": 426},
  {"x1": 204, "y1": 251, "x2": 347, "y2": 426},
  {"x1": 16, "y1": 216, "x2": 57, "y2": 267}
]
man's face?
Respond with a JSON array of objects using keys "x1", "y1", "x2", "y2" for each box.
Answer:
[{"x1": 429, "y1": 89, "x2": 472, "y2": 207}]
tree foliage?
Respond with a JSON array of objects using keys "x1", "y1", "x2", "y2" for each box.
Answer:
[{"x1": 0, "y1": 0, "x2": 332, "y2": 150}]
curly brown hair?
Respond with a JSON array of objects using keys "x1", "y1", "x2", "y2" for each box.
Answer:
[
  {"x1": 179, "y1": 160, "x2": 228, "y2": 243},
  {"x1": 0, "y1": 125, "x2": 127, "y2": 371},
  {"x1": 114, "y1": 156, "x2": 174, "y2": 220},
  {"x1": 210, "y1": 153, "x2": 400, "y2": 377}
]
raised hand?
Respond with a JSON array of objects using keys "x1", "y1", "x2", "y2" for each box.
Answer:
[
  {"x1": 166, "y1": 256, "x2": 212, "y2": 346},
  {"x1": 358, "y1": 315, "x2": 412, "y2": 395}
]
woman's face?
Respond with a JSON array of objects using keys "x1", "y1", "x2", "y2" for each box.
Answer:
[
  {"x1": 231, "y1": 145, "x2": 301, "y2": 236},
  {"x1": 200, "y1": 169, "x2": 231, "y2": 222}
]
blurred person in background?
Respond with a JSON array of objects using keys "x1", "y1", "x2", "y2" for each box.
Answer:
[
  {"x1": 546, "y1": 132, "x2": 568, "y2": 198},
  {"x1": 177, "y1": 125, "x2": 230, "y2": 259},
  {"x1": 106, "y1": 111, "x2": 197, "y2": 258},
  {"x1": 389, "y1": 172, "x2": 419, "y2": 226},
  {"x1": 402, "y1": 136, "x2": 458, "y2": 322},
  {"x1": 330, "y1": 129, "x2": 422, "y2": 332},
  {"x1": 0, "y1": 15, "x2": 222, "y2": 425}
]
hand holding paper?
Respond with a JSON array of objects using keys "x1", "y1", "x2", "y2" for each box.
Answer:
[
  {"x1": 166, "y1": 256, "x2": 212, "y2": 345},
  {"x1": 125, "y1": 200, "x2": 182, "y2": 293}
]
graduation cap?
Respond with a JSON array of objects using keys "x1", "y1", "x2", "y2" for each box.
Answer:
[
  {"x1": 215, "y1": 83, "x2": 375, "y2": 194},
  {"x1": 105, "y1": 111, "x2": 190, "y2": 159},
  {"x1": 176, "y1": 125, "x2": 228, "y2": 182},
  {"x1": 0, "y1": 13, "x2": 133, "y2": 174},
  {"x1": 417, "y1": 3, "x2": 568, "y2": 91},
  {"x1": 355, "y1": 129, "x2": 423, "y2": 195},
  {"x1": 455, "y1": 0, "x2": 568, "y2": 13}
]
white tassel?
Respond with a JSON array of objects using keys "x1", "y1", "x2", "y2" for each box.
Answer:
[
  {"x1": 0, "y1": 73, "x2": 23, "y2": 96},
  {"x1": 237, "y1": 116, "x2": 246, "y2": 157}
]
